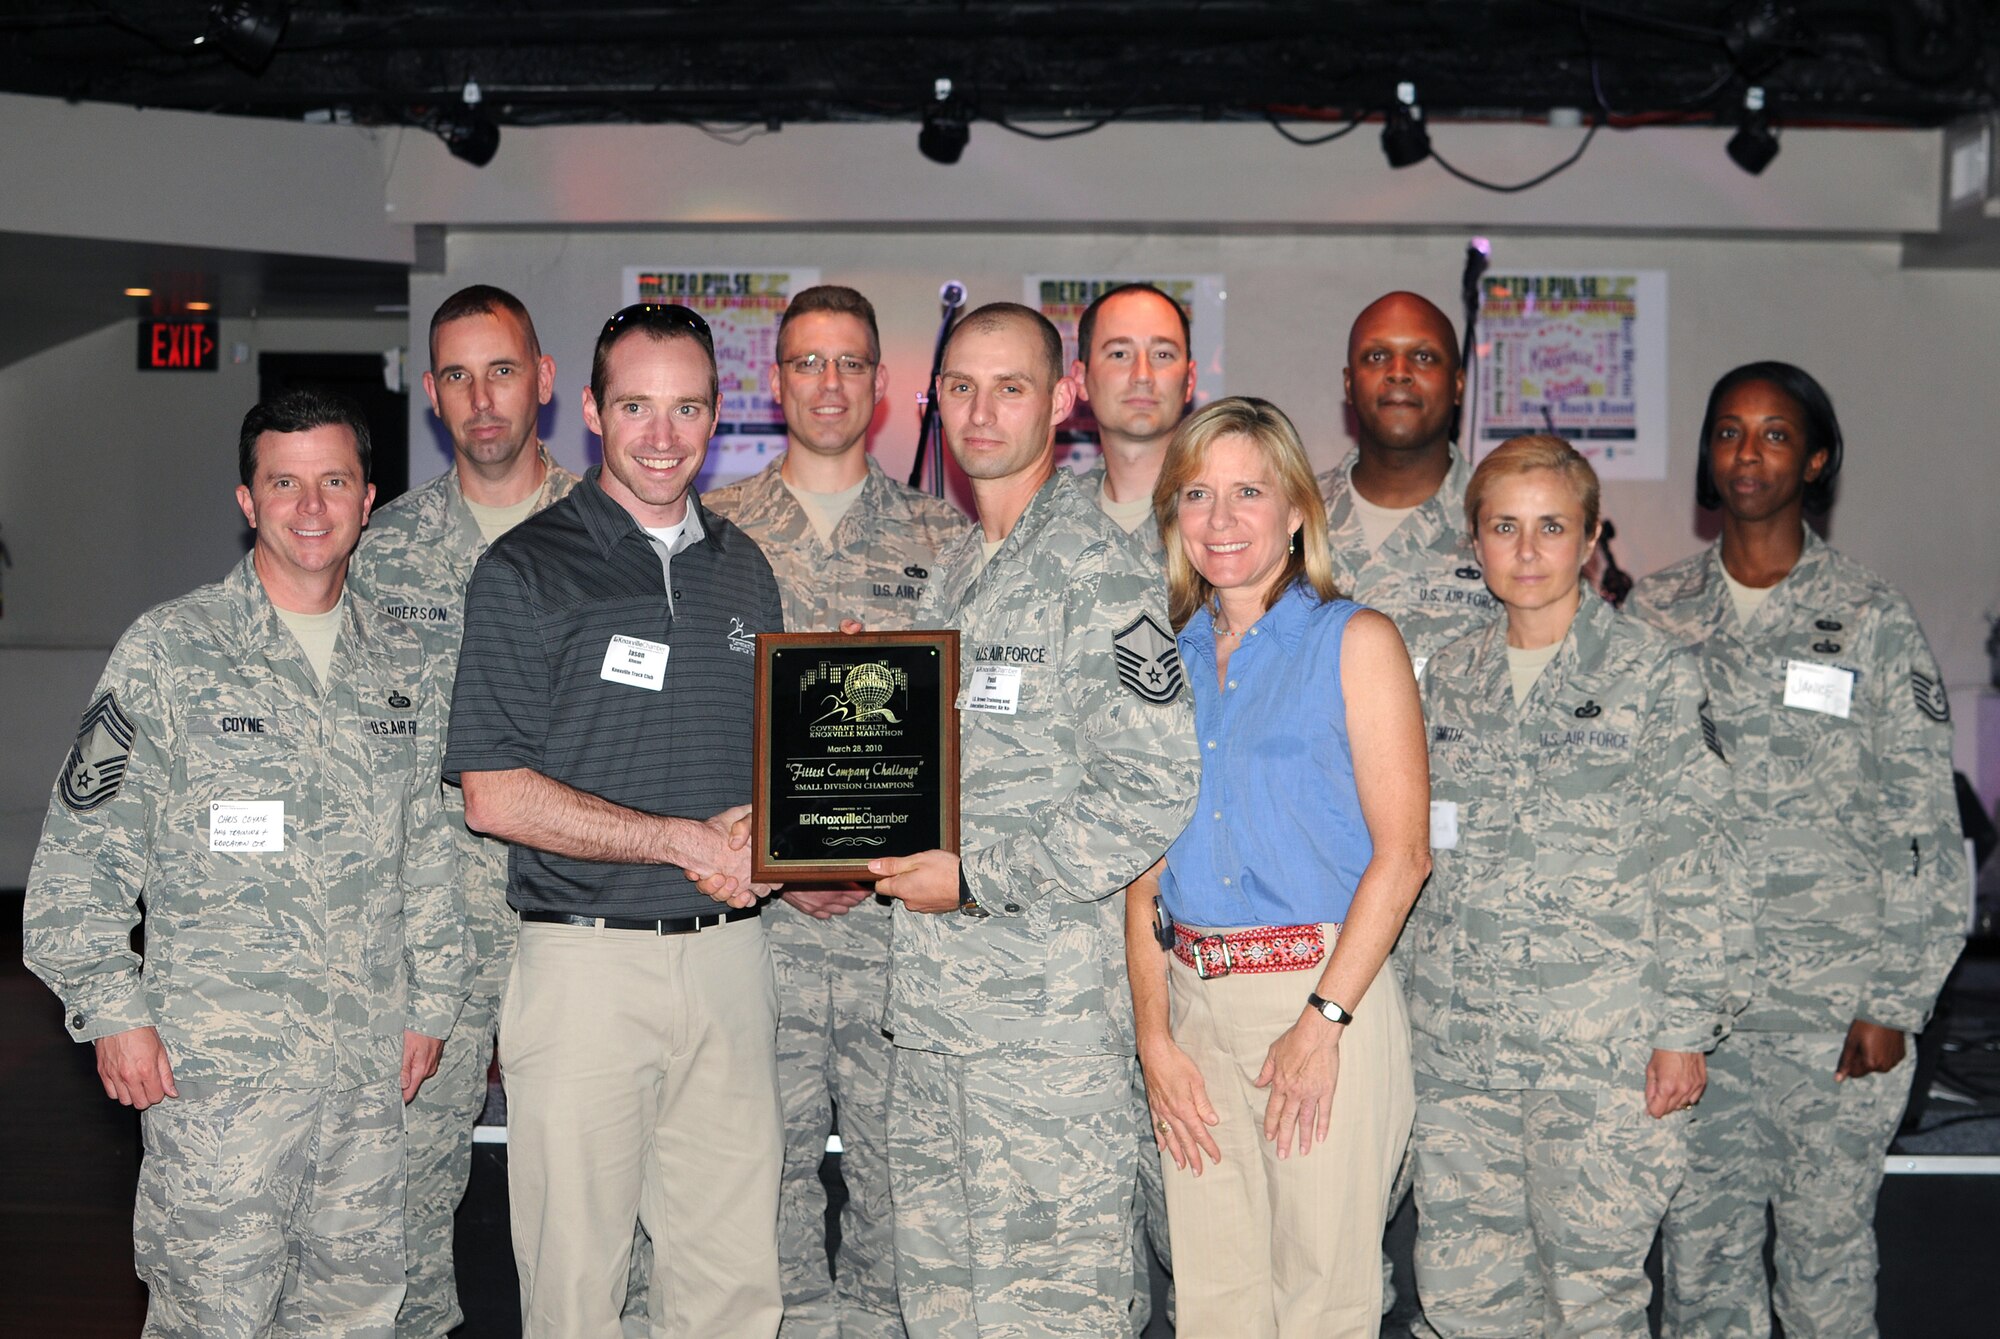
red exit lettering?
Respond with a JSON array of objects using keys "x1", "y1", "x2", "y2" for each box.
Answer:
[{"x1": 138, "y1": 320, "x2": 218, "y2": 372}]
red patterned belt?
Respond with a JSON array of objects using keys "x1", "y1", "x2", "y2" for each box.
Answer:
[{"x1": 1172, "y1": 922, "x2": 1329, "y2": 979}]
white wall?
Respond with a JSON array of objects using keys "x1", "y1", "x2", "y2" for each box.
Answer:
[
  {"x1": 419, "y1": 226, "x2": 2000, "y2": 793},
  {"x1": 0, "y1": 316, "x2": 405, "y2": 886},
  {"x1": 0, "y1": 92, "x2": 410, "y2": 263}
]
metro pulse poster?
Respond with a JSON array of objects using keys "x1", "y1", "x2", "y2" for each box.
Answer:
[{"x1": 1473, "y1": 271, "x2": 1667, "y2": 481}]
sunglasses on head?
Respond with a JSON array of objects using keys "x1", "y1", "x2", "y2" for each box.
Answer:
[{"x1": 601, "y1": 303, "x2": 713, "y2": 339}]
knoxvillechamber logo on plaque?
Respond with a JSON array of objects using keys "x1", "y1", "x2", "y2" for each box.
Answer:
[
  {"x1": 753, "y1": 631, "x2": 960, "y2": 882},
  {"x1": 795, "y1": 659, "x2": 917, "y2": 849}
]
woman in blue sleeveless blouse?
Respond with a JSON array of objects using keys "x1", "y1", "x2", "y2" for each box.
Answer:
[{"x1": 1124, "y1": 397, "x2": 1432, "y2": 1338}]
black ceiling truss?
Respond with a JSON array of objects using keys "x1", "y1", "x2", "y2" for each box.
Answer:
[{"x1": 0, "y1": 2, "x2": 1992, "y2": 136}]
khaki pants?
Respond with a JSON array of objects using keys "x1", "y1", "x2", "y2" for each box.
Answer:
[
  {"x1": 1161, "y1": 940, "x2": 1415, "y2": 1339},
  {"x1": 499, "y1": 915, "x2": 783, "y2": 1339}
]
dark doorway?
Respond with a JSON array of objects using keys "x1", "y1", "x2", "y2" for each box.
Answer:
[{"x1": 259, "y1": 352, "x2": 410, "y2": 506}]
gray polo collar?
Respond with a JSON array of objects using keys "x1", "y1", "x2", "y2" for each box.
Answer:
[{"x1": 573, "y1": 465, "x2": 727, "y2": 562}]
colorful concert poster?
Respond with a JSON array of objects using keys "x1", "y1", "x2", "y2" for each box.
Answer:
[{"x1": 1473, "y1": 271, "x2": 1668, "y2": 480}]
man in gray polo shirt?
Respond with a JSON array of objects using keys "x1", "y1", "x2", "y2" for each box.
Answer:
[{"x1": 444, "y1": 303, "x2": 786, "y2": 1339}]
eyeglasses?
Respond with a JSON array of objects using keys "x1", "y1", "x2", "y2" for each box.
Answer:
[
  {"x1": 601, "y1": 303, "x2": 713, "y2": 340},
  {"x1": 782, "y1": 353, "x2": 876, "y2": 379}
]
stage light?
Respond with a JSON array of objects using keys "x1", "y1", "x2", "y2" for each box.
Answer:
[
  {"x1": 204, "y1": 2, "x2": 288, "y2": 74},
  {"x1": 124, "y1": 287, "x2": 152, "y2": 298},
  {"x1": 437, "y1": 111, "x2": 499, "y2": 167},
  {"x1": 1382, "y1": 81, "x2": 1431, "y2": 169},
  {"x1": 1727, "y1": 86, "x2": 1780, "y2": 176},
  {"x1": 919, "y1": 78, "x2": 970, "y2": 165},
  {"x1": 436, "y1": 80, "x2": 500, "y2": 167}
]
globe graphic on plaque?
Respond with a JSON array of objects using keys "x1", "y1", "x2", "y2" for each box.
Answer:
[{"x1": 844, "y1": 662, "x2": 896, "y2": 720}]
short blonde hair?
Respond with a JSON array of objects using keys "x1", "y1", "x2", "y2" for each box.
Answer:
[
  {"x1": 1465, "y1": 433, "x2": 1601, "y2": 536},
  {"x1": 1154, "y1": 397, "x2": 1339, "y2": 632}
]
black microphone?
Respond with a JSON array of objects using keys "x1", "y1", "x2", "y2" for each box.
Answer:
[
  {"x1": 940, "y1": 280, "x2": 966, "y2": 311},
  {"x1": 1461, "y1": 238, "x2": 1490, "y2": 310}
]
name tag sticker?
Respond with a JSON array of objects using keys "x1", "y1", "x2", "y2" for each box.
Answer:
[
  {"x1": 965, "y1": 666, "x2": 1022, "y2": 715},
  {"x1": 210, "y1": 800, "x2": 283, "y2": 852},
  {"x1": 1430, "y1": 800, "x2": 1459, "y2": 851},
  {"x1": 601, "y1": 635, "x2": 669, "y2": 691},
  {"x1": 1411, "y1": 655, "x2": 1429, "y2": 684},
  {"x1": 1783, "y1": 660, "x2": 1853, "y2": 719}
]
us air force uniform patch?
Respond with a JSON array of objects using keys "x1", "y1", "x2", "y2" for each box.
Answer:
[
  {"x1": 1698, "y1": 697, "x2": 1726, "y2": 761},
  {"x1": 1113, "y1": 614, "x2": 1184, "y2": 704},
  {"x1": 1912, "y1": 671, "x2": 1950, "y2": 724},
  {"x1": 59, "y1": 690, "x2": 136, "y2": 812}
]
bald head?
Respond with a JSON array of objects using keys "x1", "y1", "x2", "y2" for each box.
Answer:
[
  {"x1": 1347, "y1": 291, "x2": 1459, "y2": 371},
  {"x1": 1344, "y1": 290, "x2": 1464, "y2": 460},
  {"x1": 945, "y1": 302, "x2": 1065, "y2": 388}
]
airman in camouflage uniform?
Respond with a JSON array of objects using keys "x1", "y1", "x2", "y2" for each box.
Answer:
[
  {"x1": 1068, "y1": 281, "x2": 1200, "y2": 1330},
  {"x1": 23, "y1": 390, "x2": 466, "y2": 1339},
  {"x1": 347, "y1": 284, "x2": 579, "y2": 1338},
  {"x1": 703, "y1": 283, "x2": 969, "y2": 1339},
  {"x1": 865, "y1": 304, "x2": 1199, "y2": 1339},
  {"x1": 1077, "y1": 448, "x2": 1174, "y2": 1339},
  {"x1": 1315, "y1": 291, "x2": 1499, "y2": 676},
  {"x1": 1633, "y1": 541, "x2": 1964, "y2": 1337},
  {"x1": 1630, "y1": 367, "x2": 1964, "y2": 1338},
  {"x1": 1318, "y1": 291, "x2": 1498, "y2": 1320},
  {"x1": 352, "y1": 466, "x2": 575, "y2": 1326},
  {"x1": 1410, "y1": 583, "x2": 1737, "y2": 1336},
  {"x1": 1069, "y1": 280, "x2": 1198, "y2": 568}
]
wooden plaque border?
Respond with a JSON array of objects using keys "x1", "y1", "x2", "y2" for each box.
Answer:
[{"x1": 751, "y1": 629, "x2": 960, "y2": 883}]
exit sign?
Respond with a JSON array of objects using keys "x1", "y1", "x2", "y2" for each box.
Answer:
[{"x1": 138, "y1": 319, "x2": 218, "y2": 371}]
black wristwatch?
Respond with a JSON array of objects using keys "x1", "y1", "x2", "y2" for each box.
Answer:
[
  {"x1": 957, "y1": 867, "x2": 989, "y2": 919},
  {"x1": 1307, "y1": 992, "x2": 1355, "y2": 1025}
]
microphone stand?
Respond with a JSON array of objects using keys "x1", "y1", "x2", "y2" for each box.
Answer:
[
  {"x1": 908, "y1": 282, "x2": 968, "y2": 495},
  {"x1": 1454, "y1": 238, "x2": 1489, "y2": 453},
  {"x1": 1596, "y1": 519, "x2": 1634, "y2": 609}
]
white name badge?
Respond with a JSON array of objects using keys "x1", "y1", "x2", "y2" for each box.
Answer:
[
  {"x1": 1411, "y1": 655, "x2": 1430, "y2": 684},
  {"x1": 210, "y1": 800, "x2": 284, "y2": 852},
  {"x1": 965, "y1": 666, "x2": 1022, "y2": 714},
  {"x1": 601, "y1": 635, "x2": 670, "y2": 691},
  {"x1": 1430, "y1": 800, "x2": 1460, "y2": 851},
  {"x1": 1783, "y1": 659, "x2": 1853, "y2": 719}
]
